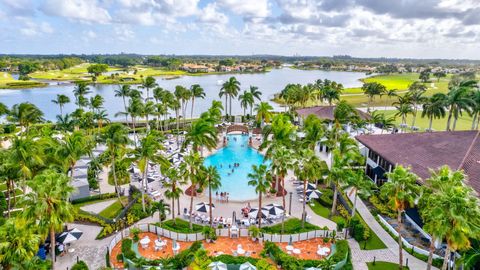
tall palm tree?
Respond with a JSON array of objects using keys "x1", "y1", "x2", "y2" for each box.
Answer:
[
  {"x1": 204, "y1": 165, "x2": 221, "y2": 227},
  {"x1": 22, "y1": 170, "x2": 76, "y2": 270},
  {"x1": 141, "y1": 76, "x2": 157, "y2": 101},
  {"x1": 421, "y1": 93, "x2": 447, "y2": 131},
  {"x1": 133, "y1": 131, "x2": 168, "y2": 212},
  {"x1": 56, "y1": 131, "x2": 92, "y2": 181},
  {"x1": 0, "y1": 217, "x2": 42, "y2": 270},
  {"x1": 174, "y1": 85, "x2": 191, "y2": 128},
  {"x1": 393, "y1": 96, "x2": 413, "y2": 131},
  {"x1": 249, "y1": 86, "x2": 262, "y2": 116},
  {"x1": 99, "y1": 123, "x2": 130, "y2": 204},
  {"x1": 10, "y1": 136, "x2": 44, "y2": 190},
  {"x1": 362, "y1": 82, "x2": 386, "y2": 112},
  {"x1": 238, "y1": 91, "x2": 254, "y2": 117},
  {"x1": 142, "y1": 100, "x2": 156, "y2": 131},
  {"x1": 469, "y1": 89, "x2": 480, "y2": 130},
  {"x1": 248, "y1": 164, "x2": 270, "y2": 229},
  {"x1": 343, "y1": 170, "x2": 373, "y2": 217},
  {"x1": 51, "y1": 94, "x2": 70, "y2": 117},
  {"x1": 270, "y1": 145, "x2": 293, "y2": 233},
  {"x1": 180, "y1": 153, "x2": 204, "y2": 230},
  {"x1": 190, "y1": 84, "x2": 205, "y2": 119},
  {"x1": 445, "y1": 80, "x2": 477, "y2": 131},
  {"x1": 255, "y1": 102, "x2": 273, "y2": 127},
  {"x1": 384, "y1": 89, "x2": 398, "y2": 111},
  {"x1": 381, "y1": 165, "x2": 419, "y2": 269},
  {"x1": 72, "y1": 82, "x2": 91, "y2": 109},
  {"x1": 183, "y1": 118, "x2": 217, "y2": 155},
  {"x1": 221, "y1": 77, "x2": 241, "y2": 117},
  {"x1": 89, "y1": 94, "x2": 104, "y2": 113},
  {"x1": 8, "y1": 102, "x2": 44, "y2": 133},
  {"x1": 150, "y1": 199, "x2": 170, "y2": 226},
  {"x1": 406, "y1": 82, "x2": 427, "y2": 128},
  {"x1": 115, "y1": 85, "x2": 131, "y2": 123},
  {"x1": 163, "y1": 167, "x2": 183, "y2": 224}
]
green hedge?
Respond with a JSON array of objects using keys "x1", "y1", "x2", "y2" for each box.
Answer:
[
  {"x1": 318, "y1": 188, "x2": 334, "y2": 207},
  {"x1": 262, "y1": 241, "x2": 321, "y2": 269},
  {"x1": 159, "y1": 218, "x2": 205, "y2": 233},
  {"x1": 212, "y1": 255, "x2": 259, "y2": 265},
  {"x1": 71, "y1": 260, "x2": 89, "y2": 270},
  {"x1": 261, "y1": 218, "x2": 320, "y2": 234},
  {"x1": 128, "y1": 241, "x2": 202, "y2": 268},
  {"x1": 71, "y1": 193, "x2": 117, "y2": 205}
]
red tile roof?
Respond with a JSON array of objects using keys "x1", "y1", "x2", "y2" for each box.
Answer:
[
  {"x1": 296, "y1": 106, "x2": 370, "y2": 121},
  {"x1": 356, "y1": 131, "x2": 480, "y2": 194}
]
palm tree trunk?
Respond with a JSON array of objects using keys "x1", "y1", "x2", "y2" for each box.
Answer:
[
  {"x1": 224, "y1": 96, "x2": 228, "y2": 119},
  {"x1": 427, "y1": 236, "x2": 436, "y2": 270},
  {"x1": 452, "y1": 116, "x2": 458, "y2": 131},
  {"x1": 6, "y1": 180, "x2": 11, "y2": 218},
  {"x1": 429, "y1": 116, "x2": 433, "y2": 131},
  {"x1": 471, "y1": 112, "x2": 478, "y2": 130},
  {"x1": 123, "y1": 97, "x2": 128, "y2": 123},
  {"x1": 351, "y1": 190, "x2": 357, "y2": 217},
  {"x1": 171, "y1": 188, "x2": 176, "y2": 222},
  {"x1": 141, "y1": 162, "x2": 148, "y2": 212},
  {"x1": 111, "y1": 155, "x2": 123, "y2": 206},
  {"x1": 442, "y1": 246, "x2": 450, "y2": 270},
  {"x1": 229, "y1": 96, "x2": 232, "y2": 119},
  {"x1": 191, "y1": 98, "x2": 195, "y2": 120},
  {"x1": 209, "y1": 182, "x2": 213, "y2": 228},
  {"x1": 281, "y1": 176, "x2": 286, "y2": 234},
  {"x1": 446, "y1": 107, "x2": 453, "y2": 131},
  {"x1": 302, "y1": 179, "x2": 307, "y2": 228},
  {"x1": 175, "y1": 109, "x2": 180, "y2": 143},
  {"x1": 258, "y1": 192, "x2": 263, "y2": 229},
  {"x1": 177, "y1": 197, "x2": 180, "y2": 215},
  {"x1": 60, "y1": 105, "x2": 63, "y2": 117},
  {"x1": 131, "y1": 116, "x2": 137, "y2": 148},
  {"x1": 330, "y1": 185, "x2": 338, "y2": 217},
  {"x1": 397, "y1": 209, "x2": 404, "y2": 269},
  {"x1": 189, "y1": 188, "x2": 194, "y2": 230},
  {"x1": 50, "y1": 227, "x2": 57, "y2": 270},
  {"x1": 476, "y1": 114, "x2": 480, "y2": 129},
  {"x1": 411, "y1": 107, "x2": 417, "y2": 128}
]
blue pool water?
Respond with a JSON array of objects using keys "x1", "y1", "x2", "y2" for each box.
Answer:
[{"x1": 204, "y1": 134, "x2": 270, "y2": 201}]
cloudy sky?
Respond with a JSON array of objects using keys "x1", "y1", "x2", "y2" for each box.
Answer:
[{"x1": 1, "y1": 0, "x2": 479, "y2": 59}]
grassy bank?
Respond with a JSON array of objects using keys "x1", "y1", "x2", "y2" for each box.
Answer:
[
  {"x1": 0, "y1": 72, "x2": 48, "y2": 89},
  {"x1": 381, "y1": 109, "x2": 474, "y2": 131}
]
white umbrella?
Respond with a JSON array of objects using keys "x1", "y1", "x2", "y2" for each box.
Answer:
[
  {"x1": 196, "y1": 202, "x2": 215, "y2": 213},
  {"x1": 248, "y1": 207, "x2": 269, "y2": 219},
  {"x1": 208, "y1": 261, "x2": 227, "y2": 270},
  {"x1": 266, "y1": 204, "x2": 284, "y2": 216},
  {"x1": 305, "y1": 189, "x2": 322, "y2": 199},
  {"x1": 239, "y1": 262, "x2": 257, "y2": 270},
  {"x1": 57, "y1": 228, "x2": 83, "y2": 244}
]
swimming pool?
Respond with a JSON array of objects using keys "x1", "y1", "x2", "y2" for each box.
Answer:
[{"x1": 204, "y1": 134, "x2": 270, "y2": 201}]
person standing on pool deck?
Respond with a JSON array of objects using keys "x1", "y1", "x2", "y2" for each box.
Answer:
[{"x1": 226, "y1": 193, "x2": 229, "y2": 203}]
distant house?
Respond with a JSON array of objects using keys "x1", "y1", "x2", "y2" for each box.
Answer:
[
  {"x1": 296, "y1": 105, "x2": 371, "y2": 123},
  {"x1": 181, "y1": 64, "x2": 210, "y2": 73}
]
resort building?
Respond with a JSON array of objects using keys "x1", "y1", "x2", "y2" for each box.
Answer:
[{"x1": 296, "y1": 105, "x2": 371, "y2": 123}]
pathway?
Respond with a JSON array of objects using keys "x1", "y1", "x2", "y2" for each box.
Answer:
[
  {"x1": 80, "y1": 198, "x2": 117, "y2": 214},
  {"x1": 346, "y1": 191, "x2": 437, "y2": 270}
]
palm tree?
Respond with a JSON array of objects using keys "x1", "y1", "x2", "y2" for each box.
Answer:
[
  {"x1": 270, "y1": 145, "x2": 293, "y2": 233},
  {"x1": 238, "y1": 90, "x2": 254, "y2": 117},
  {"x1": 8, "y1": 102, "x2": 44, "y2": 133},
  {"x1": 221, "y1": 77, "x2": 241, "y2": 117},
  {"x1": 204, "y1": 165, "x2": 221, "y2": 227},
  {"x1": 249, "y1": 86, "x2": 262, "y2": 116},
  {"x1": 141, "y1": 76, "x2": 157, "y2": 101},
  {"x1": 175, "y1": 85, "x2": 191, "y2": 128},
  {"x1": 56, "y1": 131, "x2": 92, "y2": 181},
  {"x1": 133, "y1": 131, "x2": 167, "y2": 212},
  {"x1": 163, "y1": 167, "x2": 183, "y2": 224},
  {"x1": 406, "y1": 82, "x2": 427, "y2": 128},
  {"x1": 183, "y1": 118, "x2": 217, "y2": 155},
  {"x1": 384, "y1": 89, "x2": 398, "y2": 110},
  {"x1": 73, "y1": 82, "x2": 91, "y2": 109},
  {"x1": 370, "y1": 111, "x2": 396, "y2": 134},
  {"x1": 381, "y1": 165, "x2": 419, "y2": 269},
  {"x1": 248, "y1": 164, "x2": 270, "y2": 229},
  {"x1": 51, "y1": 94, "x2": 70, "y2": 116},
  {"x1": 0, "y1": 217, "x2": 42, "y2": 270},
  {"x1": 445, "y1": 80, "x2": 477, "y2": 131},
  {"x1": 10, "y1": 136, "x2": 44, "y2": 191},
  {"x1": 115, "y1": 85, "x2": 131, "y2": 123},
  {"x1": 150, "y1": 200, "x2": 170, "y2": 226},
  {"x1": 343, "y1": 170, "x2": 373, "y2": 217},
  {"x1": 421, "y1": 93, "x2": 447, "y2": 131},
  {"x1": 180, "y1": 153, "x2": 204, "y2": 229},
  {"x1": 393, "y1": 96, "x2": 413, "y2": 131},
  {"x1": 469, "y1": 89, "x2": 480, "y2": 130},
  {"x1": 89, "y1": 94, "x2": 104, "y2": 113},
  {"x1": 190, "y1": 84, "x2": 205, "y2": 119},
  {"x1": 99, "y1": 123, "x2": 130, "y2": 204},
  {"x1": 142, "y1": 100, "x2": 156, "y2": 131},
  {"x1": 323, "y1": 81, "x2": 343, "y2": 106},
  {"x1": 255, "y1": 102, "x2": 273, "y2": 127},
  {"x1": 22, "y1": 170, "x2": 76, "y2": 270},
  {"x1": 362, "y1": 82, "x2": 386, "y2": 112}
]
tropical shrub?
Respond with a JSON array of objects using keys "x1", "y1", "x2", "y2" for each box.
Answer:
[
  {"x1": 369, "y1": 195, "x2": 396, "y2": 218},
  {"x1": 212, "y1": 255, "x2": 258, "y2": 265},
  {"x1": 71, "y1": 260, "x2": 89, "y2": 270},
  {"x1": 71, "y1": 193, "x2": 117, "y2": 205},
  {"x1": 318, "y1": 188, "x2": 334, "y2": 206},
  {"x1": 130, "y1": 228, "x2": 140, "y2": 242},
  {"x1": 121, "y1": 239, "x2": 136, "y2": 260}
]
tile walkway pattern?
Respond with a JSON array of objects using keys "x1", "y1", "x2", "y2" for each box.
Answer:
[
  {"x1": 110, "y1": 232, "x2": 332, "y2": 268},
  {"x1": 346, "y1": 191, "x2": 438, "y2": 270}
]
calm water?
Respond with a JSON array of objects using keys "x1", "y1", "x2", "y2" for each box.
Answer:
[
  {"x1": 0, "y1": 68, "x2": 366, "y2": 121},
  {"x1": 203, "y1": 134, "x2": 270, "y2": 201}
]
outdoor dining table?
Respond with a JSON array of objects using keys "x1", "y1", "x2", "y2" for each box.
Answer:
[
  {"x1": 172, "y1": 244, "x2": 181, "y2": 255},
  {"x1": 140, "y1": 237, "x2": 151, "y2": 249},
  {"x1": 237, "y1": 248, "x2": 246, "y2": 255},
  {"x1": 285, "y1": 245, "x2": 294, "y2": 251},
  {"x1": 293, "y1": 248, "x2": 301, "y2": 255},
  {"x1": 155, "y1": 240, "x2": 166, "y2": 248}
]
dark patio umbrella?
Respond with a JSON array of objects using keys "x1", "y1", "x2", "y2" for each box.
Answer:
[
  {"x1": 305, "y1": 189, "x2": 322, "y2": 199},
  {"x1": 195, "y1": 202, "x2": 215, "y2": 213},
  {"x1": 266, "y1": 204, "x2": 284, "y2": 216},
  {"x1": 248, "y1": 207, "x2": 269, "y2": 219},
  {"x1": 57, "y1": 228, "x2": 83, "y2": 244},
  {"x1": 147, "y1": 177, "x2": 156, "y2": 183}
]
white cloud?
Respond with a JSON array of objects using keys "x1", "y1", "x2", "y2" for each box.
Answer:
[
  {"x1": 0, "y1": 0, "x2": 36, "y2": 16},
  {"x1": 198, "y1": 3, "x2": 228, "y2": 24},
  {"x1": 218, "y1": 0, "x2": 270, "y2": 18},
  {"x1": 41, "y1": 0, "x2": 111, "y2": 24},
  {"x1": 114, "y1": 25, "x2": 134, "y2": 41},
  {"x1": 20, "y1": 20, "x2": 54, "y2": 36}
]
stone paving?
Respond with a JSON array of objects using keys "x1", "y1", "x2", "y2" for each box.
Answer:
[{"x1": 80, "y1": 199, "x2": 117, "y2": 214}]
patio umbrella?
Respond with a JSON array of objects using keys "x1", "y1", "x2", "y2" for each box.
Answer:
[
  {"x1": 57, "y1": 228, "x2": 83, "y2": 244},
  {"x1": 248, "y1": 207, "x2": 269, "y2": 219},
  {"x1": 147, "y1": 177, "x2": 156, "y2": 183},
  {"x1": 208, "y1": 261, "x2": 227, "y2": 270},
  {"x1": 196, "y1": 202, "x2": 215, "y2": 213},
  {"x1": 266, "y1": 204, "x2": 284, "y2": 216},
  {"x1": 305, "y1": 189, "x2": 322, "y2": 199},
  {"x1": 239, "y1": 262, "x2": 257, "y2": 270}
]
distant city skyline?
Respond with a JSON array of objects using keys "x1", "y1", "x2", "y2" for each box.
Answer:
[{"x1": 1, "y1": 0, "x2": 479, "y2": 59}]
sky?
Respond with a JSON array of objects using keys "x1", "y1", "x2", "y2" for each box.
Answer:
[{"x1": 1, "y1": 0, "x2": 480, "y2": 59}]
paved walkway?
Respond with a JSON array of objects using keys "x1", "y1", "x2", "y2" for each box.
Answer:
[
  {"x1": 80, "y1": 199, "x2": 117, "y2": 214},
  {"x1": 346, "y1": 191, "x2": 437, "y2": 270}
]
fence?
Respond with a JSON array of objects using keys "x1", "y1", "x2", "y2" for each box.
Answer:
[{"x1": 108, "y1": 223, "x2": 337, "y2": 267}]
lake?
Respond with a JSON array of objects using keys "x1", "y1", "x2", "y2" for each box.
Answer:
[{"x1": 0, "y1": 68, "x2": 366, "y2": 121}]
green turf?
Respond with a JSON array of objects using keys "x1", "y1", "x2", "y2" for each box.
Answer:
[
  {"x1": 367, "y1": 261, "x2": 409, "y2": 270},
  {"x1": 309, "y1": 199, "x2": 346, "y2": 224},
  {"x1": 363, "y1": 73, "x2": 419, "y2": 90},
  {"x1": 159, "y1": 218, "x2": 205, "y2": 233},
  {"x1": 261, "y1": 218, "x2": 320, "y2": 234},
  {"x1": 380, "y1": 109, "x2": 474, "y2": 131},
  {"x1": 0, "y1": 72, "x2": 47, "y2": 89},
  {"x1": 96, "y1": 197, "x2": 127, "y2": 219}
]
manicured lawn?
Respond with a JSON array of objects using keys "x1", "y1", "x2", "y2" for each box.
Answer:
[
  {"x1": 98, "y1": 197, "x2": 128, "y2": 219},
  {"x1": 309, "y1": 200, "x2": 386, "y2": 250},
  {"x1": 261, "y1": 218, "x2": 321, "y2": 234},
  {"x1": 367, "y1": 261, "x2": 409, "y2": 270},
  {"x1": 0, "y1": 72, "x2": 47, "y2": 89},
  {"x1": 363, "y1": 73, "x2": 419, "y2": 90},
  {"x1": 381, "y1": 109, "x2": 473, "y2": 131},
  {"x1": 159, "y1": 218, "x2": 205, "y2": 233}
]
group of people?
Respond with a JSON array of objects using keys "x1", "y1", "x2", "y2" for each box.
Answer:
[
  {"x1": 216, "y1": 191, "x2": 230, "y2": 203},
  {"x1": 241, "y1": 202, "x2": 252, "y2": 217}
]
